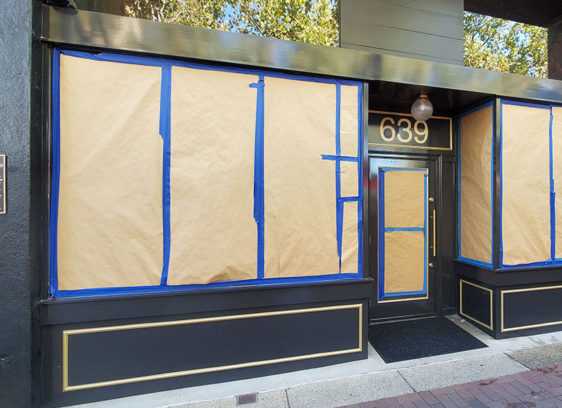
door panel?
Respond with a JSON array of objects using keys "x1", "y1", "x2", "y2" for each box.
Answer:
[{"x1": 369, "y1": 156, "x2": 438, "y2": 319}]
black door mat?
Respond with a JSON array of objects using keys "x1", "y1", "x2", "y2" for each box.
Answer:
[{"x1": 368, "y1": 317, "x2": 488, "y2": 363}]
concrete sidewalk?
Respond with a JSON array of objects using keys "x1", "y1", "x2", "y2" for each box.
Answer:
[{"x1": 69, "y1": 316, "x2": 562, "y2": 408}]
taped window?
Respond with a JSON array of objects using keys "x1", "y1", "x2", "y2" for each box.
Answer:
[
  {"x1": 50, "y1": 49, "x2": 363, "y2": 297},
  {"x1": 501, "y1": 102, "x2": 550, "y2": 266},
  {"x1": 459, "y1": 104, "x2": 493, "y2": 266},
  {"x1": 54, "y1": 53, "x2": 164, "y2": 291}
]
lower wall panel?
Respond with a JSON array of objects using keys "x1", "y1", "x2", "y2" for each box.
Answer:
[
  {"x1": 44, "y1": 299, "x2": 368, "y2": 407},
  {"x1": 502, "y1": 285, "x2": 562, "y2": 333},
  {"x1": 455, "y1": 260, "x2": 562, "y2": 338}
]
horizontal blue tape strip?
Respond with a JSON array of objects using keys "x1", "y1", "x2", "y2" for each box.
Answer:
[
  {"x1": 383, "y1": 290, "x2": 427, "y2": 298},
  {"x1": 380, "y1": 167, "x2": 427, "y2": 173},
  {"x1": 340, "y1": 196, "x2": 359, "y2": 202},
  {"x1": 384, "y1": 227, "x2": 424, "y2": 232},
  {"x1": 59, "y1": 49, "x2": 363, "y2": 88},
  {"x1": 321, "y1": 155, "x2": 359, "y2": 162},
  {"x1": 457, "y1": 257, "x2": 493, "y2": 269},
  {"x1": 458, "y1": 100, "x2": 494, "y2": 119},
  {"x1": 501, "y1": 99, "x2": 551, "y2": 110},
  {"x1": 501, "y1": 260, "x2": 553, "y2": 268},
  {"x1": 52, "y1": 273, "x2": 363, "y2": 298}
]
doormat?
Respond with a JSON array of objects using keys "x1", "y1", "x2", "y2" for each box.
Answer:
[{"x1": 368, "y1": 317, "x2": 487, "y2": 363}]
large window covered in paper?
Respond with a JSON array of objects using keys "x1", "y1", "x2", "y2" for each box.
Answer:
[
  {"x1": 500, "y1": 101, "x2": 551, "y2": 267},
  {"x1": 50, "y1": 49, "x2": 363, "y2": 296},
  {"x1": 458, "y1": 103, "x2": 493, "y2": 268}
]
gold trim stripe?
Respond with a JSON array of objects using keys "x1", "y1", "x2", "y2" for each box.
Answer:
[
  {"x1": 368, "y1": 110, "x2": 453, "y2": 151},
  {"x1": 459, "y1": 279, "x2": 493, "y2": 331},
  {"x1": 501, "y1": 285, "x2": 562, "y2": 332},
  {"x1": 63, "y1": 304, "x2": 363, "y2": 392}
]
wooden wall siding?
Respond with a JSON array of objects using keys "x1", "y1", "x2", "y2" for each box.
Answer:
[{"x1": 340, "y1": 0, "x2": 464, "y2": 65}]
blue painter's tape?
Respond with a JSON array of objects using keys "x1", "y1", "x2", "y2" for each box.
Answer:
[
  {"x1": 457, "y1": 113, "x2": 462, "y2": 259},
  {"x1": 59, "y1": 49, "x2": 363, "y2": 89},
  {"x1": 379, "y1": 167, "x2": 427, "y2": 173},
  {"x1": 383, "y1": 289, "x2": 427, "y2": 298},
  {"x1": 457, "y1": 257, "x2": 493, "y2": 269},
  {"x1": 159, "y1": 65, "x2": 172, "y2": 286},
  {"x1": 499, "y1": 101, "x2": 504, "y2": 266},
  {"x1": 335, "y1": 82, "x2": 343, "y2": 271},
  {"x1": 251, "y1": 76, "x2": 265, "y2": 279},
  {"x1": 457, "y1": 101, "x2": 496, "y2": 266},
  {"x1": 491, "y1": 102, "x2": 495, "y2": 267},
  {"x1": 51, "y1": 48, "x2": 364, "y2": 297},
  {"x1": 49, "y1": 48, "x2": 62, "y2": 296},
  {"x1": 321, "y1": 155, "x2": 358, "y2": 162},
  {"x1": 52, "y1": 272, "x2": 362, "y2": 298},
  {"x1": 457, "y1": 100, "x2": 494, "y2": 119},
  {"x1": 378, "y1": 168, "x2": 385, "y2": 300},
  {"x1": 378, "y1": 168, "x2": 429, "y2": 300},
  {"x1": 550, "y1": 108, "x2": 555, "y2": 261},
  {"x1": 385, "y1": 227, "x2": 424, "y2": 232},
  {"x1": 357, "y1": 84, "x2": 364, "y2": 276},
  {"x1": 501, "y1": 99, "x2": 551, "y2": 110},
  {"x1": 423, "y1": 172, "x2": 428, "y2": 294}
]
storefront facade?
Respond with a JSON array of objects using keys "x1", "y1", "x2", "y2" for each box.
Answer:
[{"x1": 2, "y1": 1, "x2": 562, "y2": 407}]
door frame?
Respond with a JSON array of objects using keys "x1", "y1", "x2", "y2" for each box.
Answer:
[{"x1": 368, "y1": 153, "x2": 445, "y2": 322}]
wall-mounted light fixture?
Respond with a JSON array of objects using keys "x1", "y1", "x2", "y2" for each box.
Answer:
[{"x1": 411, "y1": 94, "x2": 433, "y2": 121}]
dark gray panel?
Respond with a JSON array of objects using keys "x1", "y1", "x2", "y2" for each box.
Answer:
[
  {"x1": 340, "y1": 0, "x2": 463, "y2": 39},
  {"x1": 341, "y1": 43, "x2": 462, "y2": 65},
  {"x1": 0, "y1": 1, "x2": 34, "y2": 407},
  {"x1": 340, "y1": 18, "x2": 463, "y2": 63},
  {"x1": 386, "y1": 0, "x2": 462, "y2": 17}
]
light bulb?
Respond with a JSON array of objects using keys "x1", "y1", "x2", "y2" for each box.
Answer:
[{"x1": 411, "y1": 94, "x2": 433, "y2": 121}]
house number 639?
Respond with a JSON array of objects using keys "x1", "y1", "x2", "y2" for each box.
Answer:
[{"x1": 380, "y1": 117, "x2": 429, "y2": 144}]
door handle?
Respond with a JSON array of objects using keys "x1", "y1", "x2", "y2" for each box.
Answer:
[{"x1": 432, "y1": 209, "x2": 436, "y2": 257}]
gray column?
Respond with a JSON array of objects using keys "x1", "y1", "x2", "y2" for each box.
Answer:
[
  {"x1": 548, "y1": 18, "x2": 562, "y2": 80},
  {"x1": 0, "y1": 1, "x2": 37, "y2": 407}
]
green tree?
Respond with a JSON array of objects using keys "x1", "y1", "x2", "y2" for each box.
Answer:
[
  {"x1": 124, "y1": 0, "x2": 338, "y2": 46},
  {"x1": 464, "y1": 12, "x2": 547, "y2": 78}
]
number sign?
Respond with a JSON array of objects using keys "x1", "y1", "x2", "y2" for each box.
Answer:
[{"x1": 369, "y1": 111, "x2": 452, "y2": 151}]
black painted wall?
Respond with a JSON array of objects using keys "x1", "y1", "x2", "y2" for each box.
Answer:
[
  {"x1": 0, "y1": 1, "x2": 42, "y2": 407},
  {"x1": 339, "y1": 0, "x2": 464, "y2": 65}
]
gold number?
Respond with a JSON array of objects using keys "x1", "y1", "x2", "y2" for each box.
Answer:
[
  {"x1": 414, "y1": 120, "x2": 429, "y2": 144},
  {"x1": 380, "y1": 117, "x2": 396, "y2": 142},
  {"x1": 397, "y1": 118, "x2": 413, "y2": 143}
]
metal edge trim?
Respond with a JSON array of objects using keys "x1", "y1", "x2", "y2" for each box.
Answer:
[
  {"x1": 501, "y1": 285, "x2": 562, "y2": 332},
  {"x1": 62, "y1": 303, "x2": 363, "y2": 392},
  {"x1": 459, "y1": 279, "x2": 493, "y2": 331},
  {"x1": 0, "y1": 155, "x2": 5, "y2": 214}
]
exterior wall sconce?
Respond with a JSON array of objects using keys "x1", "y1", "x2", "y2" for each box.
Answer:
[{"x1": 411, "y1": 94, "x2": 433, "y2": 121}]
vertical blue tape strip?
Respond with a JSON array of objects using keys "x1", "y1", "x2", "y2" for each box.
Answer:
[
  {"x1": 499, "y1": 101, "x2": 504, "y2": 266},
  {"x1": 159, "y1": 65, "x2": 172, "y2": 285},
  {"x1": 424, "y1": 171, "x2": 428, "y2": 294},
  {"x1": 250, "y1": 76, "x2": 265, "y2": 279},
  {"x1": 378, "y1": 168, "x2": 385, "y2": 300},
  {"x1": 335, "y1": 82, "x2": 343, "y2": 272},
  {"x1": 457, "y1": 116, "x2": 462, "y2": 259},
  {"x1": 491, "y1": 103, "x2": 495, "y2": 267},
  {"x1": 357, "y1": 85, "x2": 363, "y2": 276},
  {"x1": 550, "y1": 107, "x2": 555, "y2": 261},
  {"x1": 50, "y1": 48, "x2": 61, "y2": 296}
]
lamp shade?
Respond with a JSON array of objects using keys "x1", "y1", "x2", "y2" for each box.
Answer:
[{"x1": 411, "y1": 94, "x2": 433, "y2": 121}]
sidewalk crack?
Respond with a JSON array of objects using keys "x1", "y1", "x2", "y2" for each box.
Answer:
[{"x1": 398, "y1": 370, "x2": 417, "y2": 393}]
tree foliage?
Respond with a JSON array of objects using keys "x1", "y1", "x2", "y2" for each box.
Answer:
[
  {"x1": 464, "y1": 12, "x2": 547, "y2": 78},
  {"x1": 124, "y1": 0, "x2": 339, "y2": 46}
]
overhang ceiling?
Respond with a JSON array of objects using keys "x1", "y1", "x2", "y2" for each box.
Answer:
[{"x1": 464, "y1": 0, "x2": 562, "y2": 27}]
